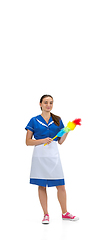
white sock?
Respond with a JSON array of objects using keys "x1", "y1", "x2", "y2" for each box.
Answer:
[{"x1": 63, "y1": 212, "x2": 67, "y2": 216}]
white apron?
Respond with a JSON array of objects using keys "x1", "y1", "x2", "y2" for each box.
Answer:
[{"x1": 30, "y1": 141, "x2": 64, "y2": 180}]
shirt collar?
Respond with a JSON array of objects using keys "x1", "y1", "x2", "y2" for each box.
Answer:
[{"x1": 36, "y1": 115, "x2": 54, "y2": 127}]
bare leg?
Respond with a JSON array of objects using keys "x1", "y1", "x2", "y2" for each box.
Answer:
[
  {"x1": 56, "y1": 185, "x2": 67, "y2": 214},
  {"x1": 38, "y1": 186, "x2": 48, "y2": 215}
]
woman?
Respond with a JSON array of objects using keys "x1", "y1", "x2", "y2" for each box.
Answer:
[{"x1": 25, "y1": 94, "x2": 79, "y2": 223}]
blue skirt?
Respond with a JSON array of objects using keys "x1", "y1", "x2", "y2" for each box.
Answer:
[{"x1": 30, "y1": 178, "x2": 65, "y2": 187}]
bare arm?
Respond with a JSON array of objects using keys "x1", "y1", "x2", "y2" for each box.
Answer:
[
  {"x1": 26, "y1": 130, "x2": 52, "y2": 146},
  {"x1": 58, "y1": 132, "x2": 69, "y2": 145}
]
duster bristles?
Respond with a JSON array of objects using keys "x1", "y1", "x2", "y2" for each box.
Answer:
[
  {"x1": 72, "y1": 118, "x2": 81, "y2": 125},
  {"x1": 44, "y1": 118, "x2": 81, "y2": 145}
]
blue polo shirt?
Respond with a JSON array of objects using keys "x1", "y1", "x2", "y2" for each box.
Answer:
[{"x1": 25, "y1": 115, "x2": 65, "y2": 141}]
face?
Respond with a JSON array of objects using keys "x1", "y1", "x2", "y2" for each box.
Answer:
[{"x1": 40, "y1": 97, "x2": 53, "y2": 112}]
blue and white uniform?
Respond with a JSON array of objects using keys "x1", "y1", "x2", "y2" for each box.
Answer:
[{"x1": 25, "y1": 115, "x2": 65, "y2": 187}]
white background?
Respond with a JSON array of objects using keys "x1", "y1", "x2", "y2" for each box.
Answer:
[{"x1": 0, "y1": 0, "x2": 100, "y2": 239}]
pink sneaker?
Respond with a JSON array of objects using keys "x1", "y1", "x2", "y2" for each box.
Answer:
[
  {"x1": 62, "y1": 212, "x2": 79, "y2": 221},
  {"x1": 42, "y1": 214, "x2": 49, "y2": 224}
]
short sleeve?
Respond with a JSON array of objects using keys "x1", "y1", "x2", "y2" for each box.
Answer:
[
  {"x1": 59, "y1": 119, "x2": 65, "y2": 130},
  {"x1": 25, "y1": 118, "x2": 34, "y2": 132}
]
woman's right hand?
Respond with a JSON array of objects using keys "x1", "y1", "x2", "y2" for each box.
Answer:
[{"x1": 42, "y1": 137, "x2": 53, "y2": 145}]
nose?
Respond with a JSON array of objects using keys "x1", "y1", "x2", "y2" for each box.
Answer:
[{"x1": 47, "y1": 104, "x2": 50, "y2": 108}]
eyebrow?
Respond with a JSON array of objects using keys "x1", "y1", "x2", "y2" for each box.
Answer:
[{"x1": 44, "y1": 101, "x2": 53, "y2": 103}]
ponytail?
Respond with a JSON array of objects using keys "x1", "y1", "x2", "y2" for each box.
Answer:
[{"x1": 51, "y1": 113, "x2": 60, "y2": 126}]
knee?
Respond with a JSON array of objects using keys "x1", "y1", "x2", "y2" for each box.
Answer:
[
  {"x1": 56, "y1": 185, "x2": 66, "y2": 192},
  {"x1": 38, "y1": 186, "x2": 46, "y2": 191}
]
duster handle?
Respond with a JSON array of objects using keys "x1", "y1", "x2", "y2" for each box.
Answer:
[{"x1": 44, "y1": 135, "x2": 57, "y2": 146}]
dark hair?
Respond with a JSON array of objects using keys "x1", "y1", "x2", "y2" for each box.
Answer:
[{"x1": 40, "y1": 94, "x2": 61, "y2": 126}]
